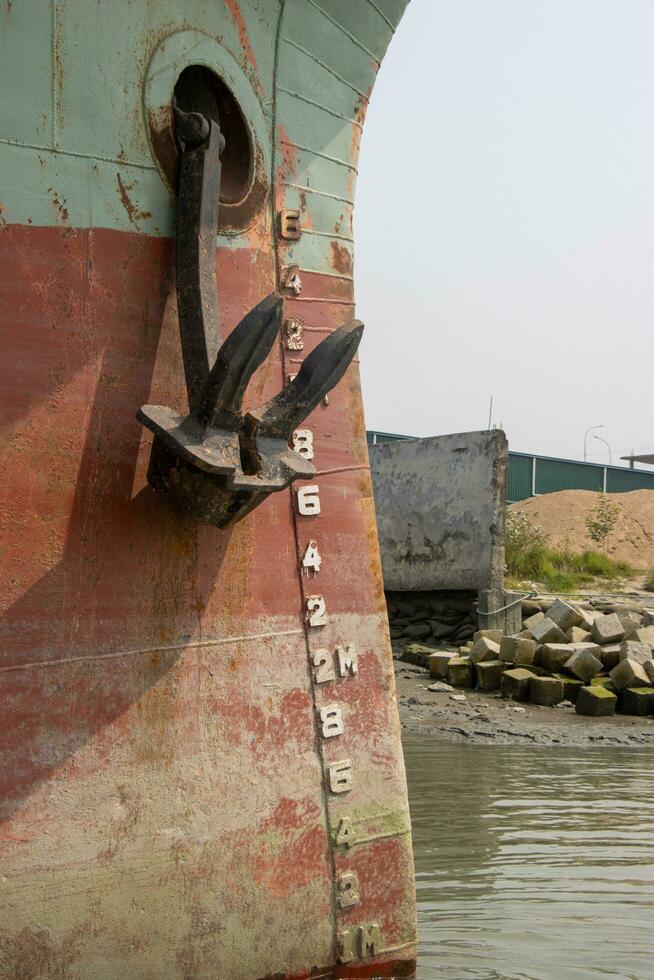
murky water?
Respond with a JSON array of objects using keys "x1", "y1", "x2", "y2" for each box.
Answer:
[{"x1": 403, "y1": 737, "x2": 654, "y2": 980}]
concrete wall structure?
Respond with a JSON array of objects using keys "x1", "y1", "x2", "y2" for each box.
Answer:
[{"x1": 370, "y1": 430, "x2": 508, "y2": 594}]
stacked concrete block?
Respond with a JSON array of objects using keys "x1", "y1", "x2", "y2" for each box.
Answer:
[
  {"x1": 618, "y1": 641, "x2": 653, "y2": 665},
  {"x1": 429, "y1": 652, "x2": 459, "y2": 679},
  {"x1": 610, "y1": 659, "x2": 652, "y2": 691},
  {"x1": 529, "y1": 676, "x2": 564, "y2": 706},
  {"x1": 564, "y1": 648, "x2": 602, "y2": 684},
  {"x1": 576, "y1": 686, "x2": 617, "y2": 716},
  {"x1": 540, "y1": 643, "x2": 576, "y2": 673},
  {"x1": 501, "y1": 668, "x2": 536, "y2": 702},
  {"x1": 621, "y1": 688, "x2": 654, "y2": 716},
  {"x1": 398, "y1": 594, "x2": 654, "y2": 721},
  {"x1": 547, "y1": 599, "x2": 583, "y2": 631},
  {"x1": 591, "y1": 614, "x2": 626, "y2": 645},
  {"x1": 475, "y1": 660, "x2": 506, "y2": 691},
  {"x1": 523, "y1": 611, "x2": 545, "y2": 631},
  {"x1": 499, "y1": 636, "x2": 537, "y2": 666},
  {"x1": 567, "y1": 626, "x2": 591, "y2": 643},
  {"x1": 470, "y1": 636, "x2": 501, "y2": 665},
  {"x1": 553, "y1": 675, "x2": 584, "y2": 702},
  {"x1": 447, "y1": 657, "x2": 474, "y2": 688},
  {"x1": 600, "y1": 645, "x2": 622, "y2": 671},
  {"x1": 531, "y1": 618, "x2": 568, "y2": 645}
]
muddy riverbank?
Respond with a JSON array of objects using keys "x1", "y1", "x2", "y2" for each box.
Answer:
[{"x1": 396, "y1": 662, "x2": 654, "y2": 746}]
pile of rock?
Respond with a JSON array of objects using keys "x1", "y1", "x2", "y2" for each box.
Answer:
[
  {"x1": 386, "y1": 590, "x2": 477, "y2": 646},
  {"x1": 401, "y1": 597, "x2": 654, "y2": 718}
]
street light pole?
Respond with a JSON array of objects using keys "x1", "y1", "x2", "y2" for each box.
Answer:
[
  {"x1": 584, "y1": 425, "x2": 604, "y2": 462},
  {"x1": 593, "y1": 434, "x2": 612, "y2": 466}
]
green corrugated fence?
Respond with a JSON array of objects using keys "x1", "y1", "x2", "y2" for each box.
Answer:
[{"x1": 366, "y1": 431, "x2": 654, "y2": 501}]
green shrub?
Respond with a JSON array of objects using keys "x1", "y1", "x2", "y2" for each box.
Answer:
[
  {"x1": 585, "y1": 494, "x2": 621, "y2": 551},
  {"x1": 505, "y1": 508, "x2": 636, "y2": 592}
]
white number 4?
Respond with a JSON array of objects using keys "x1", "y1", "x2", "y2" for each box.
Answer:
[{"x1": 302, "y1": 540, "x2": 322, "y2": 573}]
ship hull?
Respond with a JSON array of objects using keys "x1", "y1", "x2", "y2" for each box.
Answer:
[{"x1": 0, "y1": 2, "x2": 416, "y2": 976}]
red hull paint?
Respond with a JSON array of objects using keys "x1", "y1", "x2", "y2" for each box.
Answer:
[{"x1": 0, "y1": 224, "x2": 415, "y2": 976}]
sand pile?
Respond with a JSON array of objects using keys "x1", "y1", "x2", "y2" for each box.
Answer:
[{"x1": 510, "y1": 490, "x2": 654, "y2": 570}]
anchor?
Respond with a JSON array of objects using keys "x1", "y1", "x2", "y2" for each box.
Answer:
[{"x1": 137, "y1": 102, "x2": 363, "y2": 528}]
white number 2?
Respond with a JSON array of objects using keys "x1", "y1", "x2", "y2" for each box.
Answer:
[
  {"x1": 297, "y1": 484, "x2": 320, "y2": 516},
  {"x1": 306, "y1": 596, "x2": 327, "y2": 627}
]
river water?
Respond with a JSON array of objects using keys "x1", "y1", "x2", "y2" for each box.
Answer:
[{"x1": 403, "y1": 737, "x2": 654, "y2": 980}]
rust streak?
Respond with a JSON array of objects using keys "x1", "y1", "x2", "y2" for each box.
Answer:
[{"x1": 116, "y1": 173, "x2": 152, "y2": 227}]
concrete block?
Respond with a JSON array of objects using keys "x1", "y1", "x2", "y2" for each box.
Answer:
[
  {"x1": 470, "y1": 636, "x2": 501, "y2": 665},
  {"x1": 591, "y1": 614, "x2": 626, "y2": 645},
  {"x1": 472, "y1": 629, "x2": 504, "y2": 644},
  {"x1": 575, "y1": 607, "x2": 597, "y2": 632},
  {"x1": 619, "y1": 641, "x2": 653, "y2": 665},
  {"x1": 600, "y1": 645, "x2": 622, "y2": 671},
  {"x1": 636, "y1": 626, "x2": 654, "y2": 645},
  {"x1": 541, "y1": 643, "x2": 575, "y2": 673},
  {"x1": 475, "y1": 659, "x2": 507, "y2": 691},
  {"x1": 616, "y1": 612, "x2": 642, "y2": 640},
  {"x1": 553, "y1": 675, "x2": 584, "y2": 702},
  {"x1": 575, "y1": 685, "x2": 617, "y2": 717},
  {"x1": 621, "y1": 688, "x2": 654, "y2": 716},
  {"x1": 643, "y1": 611, "x2": 654, "y2": 627},
  {"x1": 429, "y1": 652, "x2": 459, "y2": 679},
  {"x1": 523, "y1": 611, "x2": 545, "y2": 631},
  {"x1": 548, "y1": 599, "x2": 583, "y2": 631},
  {"x1": 522, "y1": 599, "x2": 542, "y2": 617},
  {"x1": 566, "y1": 626, "x2": 591, "y2": 643},
  {"x1": 564, "y1": 648, "x2": 602, "y2": 684},
  {"x1": 610, "y1": 659, "x2": 652, "y2": 691},
  {"x1": 501, "y1": 668, "x2": 536, "y2": 702},
  {"x1": 499, "y1": 636, "x2": 536, "y2": 665},
  {"x1": 645, "y1": 660, "x2": 654, "y2": 684},
  {"x1": 568, "y1": 641, "x2": 602, "y2": 655},
  {"x1": 518, "y1": 629, "x2": 535, "y2": 640},
  {"x1": 590, "y1": 677, "x2": 618, "y2": 696},
  {"x1": 531, "y1": 618, "x2": 568, "y2": 645},
  {"x1": 529, "y1": 675, "x2": 564, "y2": 706},
  {"x1": 447, "y1": 657, "x2": 474, "y2": 688}
]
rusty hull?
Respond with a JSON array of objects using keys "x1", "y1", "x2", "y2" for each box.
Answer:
[{"x1": 0, "y1": 1, "x2": 415, "y2": 977}]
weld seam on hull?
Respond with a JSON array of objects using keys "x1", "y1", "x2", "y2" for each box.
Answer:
[
  {"x1": 0, "y1": 628, "x2": 305, "y2": 674},
  {"x1": 280, "y1": 138, "x2": 357, "y2": 173},
  {"x1": 300, "y1": 229, "x2": 355, "y2": 243},
  {"x1": 277, "y1": 86, "x2": 363, "y2": 130},
  {"x1": 313, "y1": 465, "x2": 370, "y2": 477},
  {"x1": 306, "y1": 0, "x2": 381, "y2": 66},
  {"x1": 363, "y1": 0, "x2": 397, "y2": 33},
  {"x1": 281, "y1": 37, "x2": 369, "y2": 100},
  {"x1": 0, "y1": 137, "x2": 155, "y2": 171},
  {"x1": 288, "y1": 297, "x2": 355, "y2": 306},
  {"x1": 284, "y1": 182, "x2": 354, "y2": 206}
]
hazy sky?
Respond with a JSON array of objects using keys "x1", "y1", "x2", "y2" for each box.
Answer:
[{"x1": 355, "y1": 0, "x2": 653, "y2": 467}]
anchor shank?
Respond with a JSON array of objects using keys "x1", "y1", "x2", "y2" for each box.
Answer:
[{"x1": 175, "y1": 114, "x2": 223, "y2": 414}]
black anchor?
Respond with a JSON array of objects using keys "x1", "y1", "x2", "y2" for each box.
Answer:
[{"x1": 137, "y1": 103, "x2": 363, "y2": 528}]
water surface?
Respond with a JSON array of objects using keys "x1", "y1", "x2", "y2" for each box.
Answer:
[{"x1": 403, "y1": 737, "x2": 654, "y2": 979}]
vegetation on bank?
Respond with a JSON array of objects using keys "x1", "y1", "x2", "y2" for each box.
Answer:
[{"x1": 505, "y1": 509, "x2": 635, "y2": 593}]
